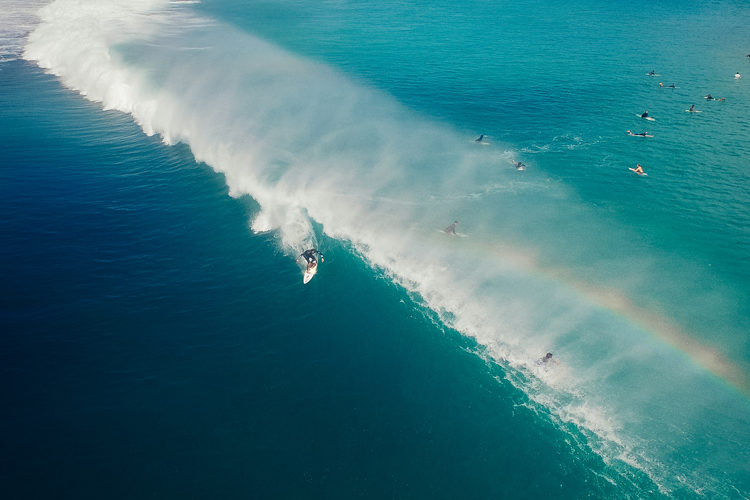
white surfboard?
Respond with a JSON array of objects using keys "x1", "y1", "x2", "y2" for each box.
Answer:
[
  {"x1": 303, "y1": 264, "x2": 317, "y2": 284},
  {"x1": 636, "y1": 114, "x2": 656, "y2": 121},
  {"x1": 685, "y1": 109, "x2": 702, "y2": 112}
]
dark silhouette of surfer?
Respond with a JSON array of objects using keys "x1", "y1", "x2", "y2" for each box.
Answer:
[
  {"x1": 475, "y1": 134, "x2": 485, "y2": 143},
  {"x1": 444, "y1": 220, "x2": 459, "y2": 235},
  {"x1": 627, "y1": 130, "x2": 650, "y2": 137},
  {"x1": 536, "y1": 352, "x2": 559, "y2": 366}
]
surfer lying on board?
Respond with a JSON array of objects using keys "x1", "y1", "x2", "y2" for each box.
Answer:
[
  {"x1": 299, "y1": 249, "x2": 324, "y2": 271},
  {"x1": 704, "y1": 94, "x2": 725, "y2": 101},
  {"x1": 627, "y1": 130, "x2": 650, "y2": 137},
  {"x1": 444, "y1": 220, "x2": 459, "y2": 235}
]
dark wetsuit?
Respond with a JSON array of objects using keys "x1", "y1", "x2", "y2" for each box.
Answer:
[{"x1": 301, "y1": 249, "x2": 323, "y2": 266}]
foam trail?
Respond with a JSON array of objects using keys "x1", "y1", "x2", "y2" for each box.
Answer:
[{"x1": 25, "y1": 1, "x2": 750, "y2": 496}]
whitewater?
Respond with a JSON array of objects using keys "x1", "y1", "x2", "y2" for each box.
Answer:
[{"x1": 20, "y1": 0, "x2": 750, "y2": 496}]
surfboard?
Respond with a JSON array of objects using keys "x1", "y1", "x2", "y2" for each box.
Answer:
[
  {"x1": 646, "y1": 73, "x2": 660, "y2": 76},
  {"x1": 303, "y1": 264, "x2": 317, "y2": 284},
  {"x1": 629, "y1": 168, "x2": 647, "y2": 176},
  {"x1": 685, "y1": 109, "x2": 702, "y2": 112},
  {"x1": 628, "y1": 133, "x2": 654, "y2": 137}
]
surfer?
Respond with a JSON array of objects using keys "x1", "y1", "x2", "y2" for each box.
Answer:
[
  {"x1": 688, "y1": 104, "x2": 696, "y2": 112},
  {"x1": 536, "y1": 352, "x2": 558, "y2": 366},
  {"x1": 626, "y1": 130, "x2": 650, "y2": 137},
  {"x1": 475, "y1": 134, "x2": 485, "y2": 143},
  {"x1": 299, "y1": 248, "x2": 324, "y2": 271},
  {"x1": 735, "y1": 72, "x2": 742, "y2": 79},
  {"x1": 444, "y1": 220, "x2": 459, "y2": 235},
  {"x1": 640, "y1": 109, "x2": 649, "y2": 118},
  {"x1": 513, "y1": 160, "x2": 526, "y2": 170},
  {"x1": 632, "y1": 163, "x2": 645, "y2": 175},
  {"x1": 648, "y1": 69, "x2": 656, "y2": 76}
]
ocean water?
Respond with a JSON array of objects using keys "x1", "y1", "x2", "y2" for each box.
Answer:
[{"x1": 2, "y1": 0, "x2": 750, "y2": 498}]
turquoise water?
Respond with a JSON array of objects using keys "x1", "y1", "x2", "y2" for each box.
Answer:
[{"x1": 3, "y1": 0, "x2": 750, "y2": 497}]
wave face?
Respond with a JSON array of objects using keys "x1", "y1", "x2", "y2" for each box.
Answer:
[{"x1": 25, "y1": 0, "x2": 750, "y2": 496}]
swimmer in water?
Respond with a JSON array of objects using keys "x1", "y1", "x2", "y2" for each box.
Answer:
[{"x1": 735, "y1": 72, "x2": 742, "y2": 79}]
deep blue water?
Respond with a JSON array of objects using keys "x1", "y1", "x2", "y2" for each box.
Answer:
[{"x1": 3, "y1": 0, "x2": 750, "y2": 498}]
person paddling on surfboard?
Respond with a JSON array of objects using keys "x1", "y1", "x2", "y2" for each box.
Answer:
[
  {"x1": 632, "y1": 163, "x2": 645, "y2": 175},
  {"x1": 627, "y1": 130, "x2": 650, "y2": 137}
]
